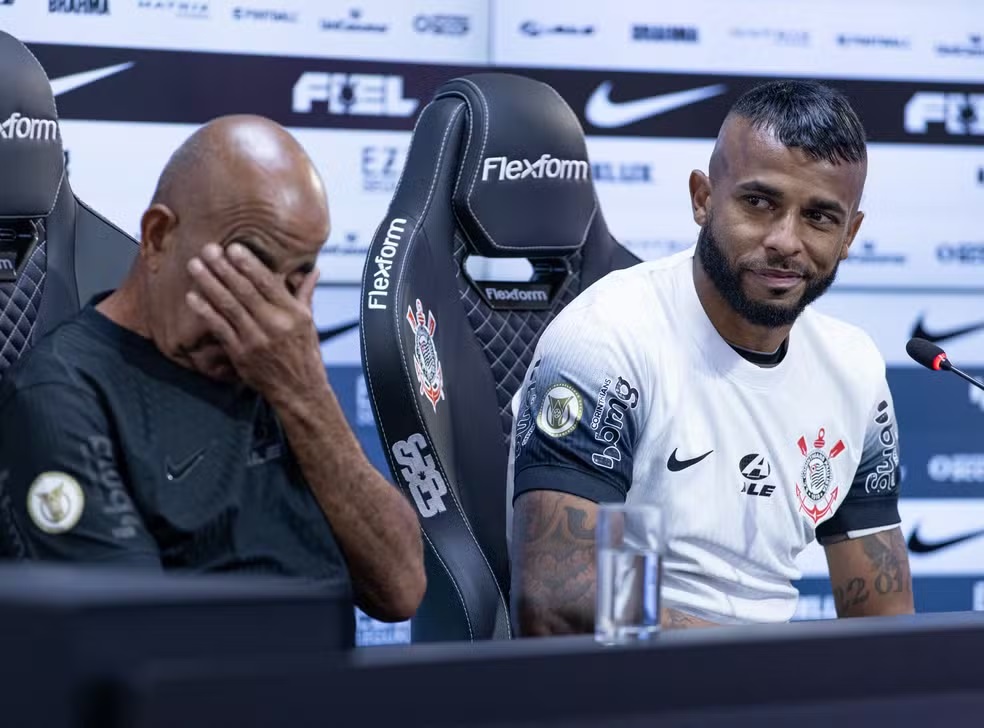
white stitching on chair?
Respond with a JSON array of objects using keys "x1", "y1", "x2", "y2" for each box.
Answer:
[
  {"x1": 390, "y1": 101, "x2": 512, "y2": 638},
  {"x1": 361, "y1": 105, "x2": 478, "y2": 640},
  {"x1": 0, "y1": 241, "x2": 46, "y2": 366},
  {"x1": 542, "y1": 82, "x2": 599, "y2": 246},
  {"x1": 460, "y1": 78, "x2": 591, "y2": 255}
]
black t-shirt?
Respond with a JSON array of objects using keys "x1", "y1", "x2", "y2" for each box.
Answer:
[{"x1": 0, "y1": 301, "x2": 351, "y2": 598}]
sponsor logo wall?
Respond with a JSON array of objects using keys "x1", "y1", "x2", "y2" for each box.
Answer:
[{"x1": 5, "y1": 0, "x2": 984, "y2": 624}]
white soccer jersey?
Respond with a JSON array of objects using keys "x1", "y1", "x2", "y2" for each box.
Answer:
[{"x1": 507, "y1": 247, "x2": 902, "y2": 624}]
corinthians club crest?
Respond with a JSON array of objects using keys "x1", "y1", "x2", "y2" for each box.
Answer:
[
  {"x1": 795, "y1": 427, "x2": 845, "y2": 524},
  {"x1": 406, "y1": 298, "x2": 445, "y2": 412}
]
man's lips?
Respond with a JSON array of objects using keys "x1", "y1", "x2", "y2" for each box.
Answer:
[{"x1": 748, "y1": 268, "x2": 804, "y2": 290}]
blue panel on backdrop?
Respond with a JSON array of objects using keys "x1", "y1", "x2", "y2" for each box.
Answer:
[{"x1": 889, "y1": 367, "x2": 984, "y2": 498}]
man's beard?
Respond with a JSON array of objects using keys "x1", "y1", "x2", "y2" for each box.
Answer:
[{"x1": 696, "y1": 219, "x2": 839, "y2": 328}]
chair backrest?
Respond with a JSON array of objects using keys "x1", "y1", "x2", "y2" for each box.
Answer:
[
  {"x1": 0, "y1": 30, "x2": 138, "y2": 380},
  {"x1": 360, "y1": 73, "x2": 639, "y2": 641}
]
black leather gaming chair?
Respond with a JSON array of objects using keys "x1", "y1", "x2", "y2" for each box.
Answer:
[
  {"x1": 0, "y1": 30, "x2": 138, "y2": 379},
  {"x1": 360, "y1": 73, "x2": 639, "y2": 641}
]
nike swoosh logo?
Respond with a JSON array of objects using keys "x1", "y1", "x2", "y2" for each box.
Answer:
[
  {"x1": 585, "y1": 82, "x2": 727, "y2": 129},
  {"x1": 908, "y1": 526, "x2": 984, "y2": 554},
  {"x1": 165, "y1": 447, "x2": 207, "y2": 482},
  {"x1": 911, "y1": 316, "x2": 984, "y2": 345},
  {"x1": 667, "y1": 448, "x2": 713, "y2": 472},
  {"x1": 318, "y1": 320, "x2": 359, "y2": 343},
  {"x1": 49, "y1": 62, "x2": 134, "y2": 97}
]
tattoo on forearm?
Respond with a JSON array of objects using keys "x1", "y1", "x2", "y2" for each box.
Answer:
[
  {"x1": 661, "y1": 607, "x2": 717, "y2": 630},
  {"x1": 862, "y1": 530, "x2": 911, "y2": 596},
  {"x1": 512, "y1": 494, "x2": 597, "y2": 634},
  {"x1": 833, "y1": 577, "x2": 869, "y2": 614}
]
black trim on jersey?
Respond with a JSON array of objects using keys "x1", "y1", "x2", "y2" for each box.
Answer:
[
  {"x1": 729, "y1": 338, "x2": 788, "y2": 367},
  {"x1": 815, "y1": 495, "x2": 901, "y2": 544},
  {"x1": 513, "y1": 464, "x2": 626, "y2": 506}
]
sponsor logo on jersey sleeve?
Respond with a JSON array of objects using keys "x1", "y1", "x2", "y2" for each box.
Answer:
[
  {"x1": 27, "y1": 472, "x2": 85, "y2": 534},
  {"x1": 590, "y1": 376, "x2": 639, "y2": 469},
  {"x1": 536, "y1": 383, "x2": 583, "y2": 438},
  {"x1": 514, "y1": 358, "x2": 541, "y2": 454}
]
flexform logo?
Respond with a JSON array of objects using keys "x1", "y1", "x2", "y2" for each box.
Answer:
[
  {"x1": 0, "y1": 113, "x2": 59, "y2": 141},
  {"x1": 292, "y1": 73, "x2": 417, "y2": 118},
  {"x1": 905, "y1": 92, "x2": 983, "y2": 136},
  {"x1": 478, "y1": 283, "x2": 551, "y2": 310},
  {"x1": 481, "y1": 154, "x2": 590, "y2": 182},
  {"x1": 49, "y1": 0, "x2": 108, "y2": 13}
]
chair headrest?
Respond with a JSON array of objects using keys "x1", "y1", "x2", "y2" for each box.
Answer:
[
  {"x1": 439, "y1": 73, "x2": 596, "y2": 258},
  {"x1": 0, "y1": 31, "x2": 64, "y2": 219}
]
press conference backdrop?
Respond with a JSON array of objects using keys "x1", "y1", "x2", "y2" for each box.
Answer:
[{"x1": 3, "y1": 0, "x2": 983, "y2": 635}]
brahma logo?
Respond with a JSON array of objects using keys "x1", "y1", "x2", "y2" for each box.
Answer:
[
  {"x1": 0, "y1": 113, "x2": 58, "y2": 141},
  {"x1": 50, "y1": 0, "x2": 108, "y2": 13},
  {"x1": 481, "y1": 154, "x2": 589, "y2": 182}
]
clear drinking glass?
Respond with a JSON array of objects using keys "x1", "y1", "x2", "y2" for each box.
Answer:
[{"x1": 595, "y1": 502, "x2": 664, "y2": 645}]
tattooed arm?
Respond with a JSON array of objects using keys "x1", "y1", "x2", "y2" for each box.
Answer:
[
  {"x1": 824, "y1": 527, "x2": 914, "y2": 618},
  {"x1": 510, "y1": 490, "x2": 598, "y2": 636}
]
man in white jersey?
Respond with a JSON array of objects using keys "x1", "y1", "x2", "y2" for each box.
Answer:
[{"x1": 507, "y1": 80, "x2": 913, "y2": 634}]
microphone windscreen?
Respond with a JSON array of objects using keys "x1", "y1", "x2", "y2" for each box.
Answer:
[{"x1": 906, "y1": 337, "x2": 947, "y2": 371}]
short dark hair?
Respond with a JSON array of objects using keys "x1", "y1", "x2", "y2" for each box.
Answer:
[{"x1": 728, "y1": 80, "x2": 867, "y2": 165}]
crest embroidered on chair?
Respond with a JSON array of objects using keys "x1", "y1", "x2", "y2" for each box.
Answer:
[{"x1": 406, "y1": 298, "x2": 446, "y2": 412}]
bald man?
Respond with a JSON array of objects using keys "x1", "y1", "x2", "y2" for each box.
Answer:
[
  {"x1": 507, "y1": 80, "x2": 913, "y2": 635},
  {"x1": 0, "y1": 115, "x2": 425, "y2": 622}
]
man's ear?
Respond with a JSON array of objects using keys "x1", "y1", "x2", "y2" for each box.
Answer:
[
  {"x1": 841, "y1": 209, "x2": 865, "y2": 260},
  {"x1": 139, "y1": 204, "x2": 177, "y2": 273},
  {"x1": 689, "y1": 170, "x2": 711, "y2": 227}
]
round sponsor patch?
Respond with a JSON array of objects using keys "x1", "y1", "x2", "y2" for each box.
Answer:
[
  {"x1": 536, "y1": 383, "x2": 583, "y2": 438},
  {"x1": 27, "y1": 472, "x2": 84, "y2": 534}
]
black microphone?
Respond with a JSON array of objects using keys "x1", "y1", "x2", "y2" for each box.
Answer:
[{"x1": 906, "y1": 337, "x2": 984, "y2": 392}]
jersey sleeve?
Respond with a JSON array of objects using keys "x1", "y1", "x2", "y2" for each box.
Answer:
[
  {"x1": 816, "y1": 376, "x2": 902, "y2": 544},
  {"x1": 0, "y1": 383, "x2": 161, "y2": 564},
  {"x1": 510, "y1": 303, "x2": 650, "y2": 505}
]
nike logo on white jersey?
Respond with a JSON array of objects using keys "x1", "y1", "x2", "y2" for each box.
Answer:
[
  {"x1": 49, "y1": 62, "x2": 134, "y2": 97},
  {"x1": 584, "y1": 82, "x2": 727, "y2": 129}
]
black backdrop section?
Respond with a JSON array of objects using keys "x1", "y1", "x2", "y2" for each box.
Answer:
[{"x1": 31, "y1": 43, "x2": 984, "y2": 144}]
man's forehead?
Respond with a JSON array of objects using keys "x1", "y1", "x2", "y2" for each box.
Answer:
[{"x1": 715, "y1": 117, "x2": 866, "y2": 199}]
